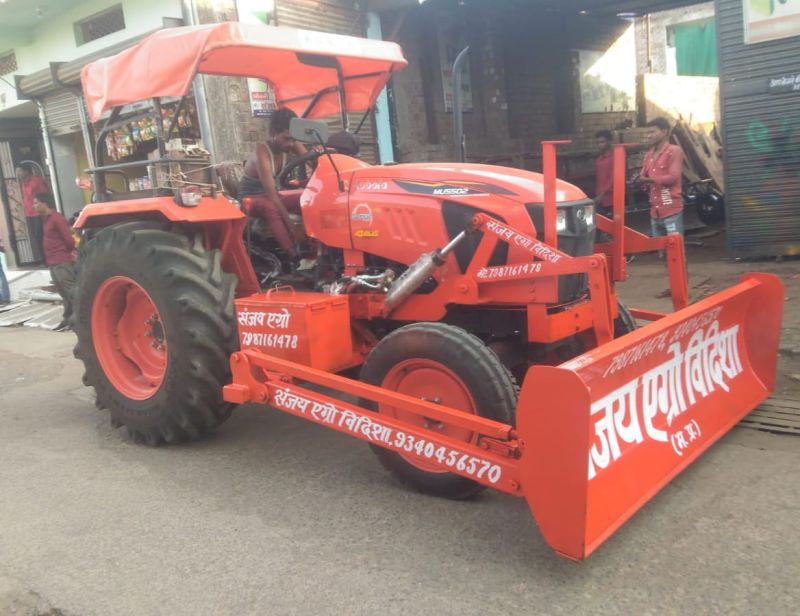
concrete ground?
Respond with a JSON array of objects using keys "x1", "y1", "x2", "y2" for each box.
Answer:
[
  {"x1": 1, "y1": 223, "x2": 799, "y2": 615},
  {"x1": 1, "y1": 331, "x2": 800, "y2": 614}
]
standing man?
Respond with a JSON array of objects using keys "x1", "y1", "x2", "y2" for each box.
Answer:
[
  {"x1": 594, "y1": 129, "x2": 614, "y2": 218},
  {"x1": 239, "y1": 107, "x2": 307, "y2": 259},
  {"x1": 16, "y1": 164, "x2": 50, "y2": 263},
  {"x1": 639, "y1": 117, "x2": 684, "y2": 240},
  {"x1": 34, "y1": 193, "x2": 75, "y2": 332}
]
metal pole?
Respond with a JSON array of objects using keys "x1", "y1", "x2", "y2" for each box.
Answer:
[
  {"x1": 74, "y1": 90, "x2": 96, "y2": 169},
  {"x1": 612, "y1": 144, "x2": 628, "y2": 281},
  {"x1": 184, "y1": 0, "x2": 217, "y2": 162},
  {"x1": 541, "y1": 140, "x2": 570, "y2": 250},
  {"x1": 35, "y1": 100, "x2": 64, "y2": 215},
  {"x1": 452, "y1": 46, "x2": 469, "y2": 163}
]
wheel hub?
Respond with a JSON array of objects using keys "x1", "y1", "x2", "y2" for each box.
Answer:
[
  {"x1": 92, "y1": 277, "x2": 168, "y2": 400},
  {"x1": 381, "y1": 359, "x2": 477, "y2": 473}
]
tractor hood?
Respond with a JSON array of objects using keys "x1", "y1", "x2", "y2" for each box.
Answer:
[{"x1": 351, "y1": 162, "x2": 587, "y2": 204}]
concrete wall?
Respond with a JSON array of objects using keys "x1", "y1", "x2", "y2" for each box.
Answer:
[
  {"x1": 634, "y1": 2, "x2": 715, "y2": 75},
  {"x1": 386, "y1": 1, "x2": 520, "y2": 164},
  {"x1": 387, "y1": 2, "x2": 637, "y2": 168}
]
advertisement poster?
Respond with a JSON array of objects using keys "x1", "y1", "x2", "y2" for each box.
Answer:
[
  {"x1": 744, "y1": 0, "x2": 800, "y2": 44},
  {"x1": 236, "y1": 0, "x2": 278, "y2": 116}
]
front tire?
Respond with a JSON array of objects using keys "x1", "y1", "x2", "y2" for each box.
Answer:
[
  {"x1": 73, "y1": 223, "x2": 238, "y2": 444},
  {"x1": 360, "y1": 323, "x2": 517, "y2": 500}
]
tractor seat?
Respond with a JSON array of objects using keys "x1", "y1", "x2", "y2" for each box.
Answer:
[
  {"x1": 215, "y1": 161, "x2": 244, "y2": 199},
  {"x1": 214, "y1": 161, "x2": 302, "y2": 215},
  {"x1": 327, "y1": 131, "x2": 360, "y2": 157}
]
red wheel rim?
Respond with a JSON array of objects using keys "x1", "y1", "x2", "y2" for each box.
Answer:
[
  {"x1": 380, "y1": 359, "x2": 477, "y2": 473},
  {"x1": 92, "y1": 276, "x2": 168, "y2": 400}
]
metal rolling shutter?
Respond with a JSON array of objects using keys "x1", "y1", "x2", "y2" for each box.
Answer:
[
  {"x1": 42, "y1": 90, "x2": 82, "y2": 136},
  {"x1": 275, "y1": 0, "x2": 379, "y2": 163},
  {"x1": 716, "y1": 0, "x2": 800, "y2": 256}
]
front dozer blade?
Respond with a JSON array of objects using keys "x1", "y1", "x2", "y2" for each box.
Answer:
[{"x1": 516, "y1": 273, "x2": 784, "y2": 561}]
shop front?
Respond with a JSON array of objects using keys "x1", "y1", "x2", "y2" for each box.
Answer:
[{"x1": 0, "y1": 109, "x2": 47, "y2": 268}]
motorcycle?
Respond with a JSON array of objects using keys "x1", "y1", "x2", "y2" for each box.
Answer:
[{"x1": 684, "y1": 178, "x2": 725, "y2": 225}]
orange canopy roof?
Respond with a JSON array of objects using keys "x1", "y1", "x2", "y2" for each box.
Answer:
[{"x1": 81, "y1": 22, "x2": 408, "y2": 122}]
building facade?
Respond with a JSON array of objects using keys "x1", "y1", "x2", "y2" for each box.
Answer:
[{"x1": 0, "y1": 0, "x2": 185, "y2": 267}]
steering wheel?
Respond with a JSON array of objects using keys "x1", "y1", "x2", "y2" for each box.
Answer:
[{"x1": 276, "y1": 149, "x2": 324, "y2": 190}]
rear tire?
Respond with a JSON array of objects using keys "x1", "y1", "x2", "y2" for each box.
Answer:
[
  {"x1": 360, "y1": 323, "x2": 517, "y2": 500},
  {"x1": 73, "y1": 223, "x2": 238, "y2": 445}
]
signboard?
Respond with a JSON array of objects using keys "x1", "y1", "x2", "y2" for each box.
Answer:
[
  {"x1": 236, "y1": 0, "x2": 278, "y2": 117},
  {"x1": 744, "y1": 0, "x2": 800, "y2": 44},
  {"x1": 247, "y1": 78, "x2": 278, "y2": 117},
  {"x1": 768, "y1": 72, "x2": 800, "y2": 92}
]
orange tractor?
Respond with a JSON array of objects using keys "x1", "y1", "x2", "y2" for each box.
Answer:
[{"x1": 74, "y1": 23, "x2": 783, "y2": 560}]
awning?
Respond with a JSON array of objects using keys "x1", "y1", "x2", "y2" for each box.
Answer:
[
  {"x1": 15, "y1": 31, "x2": 159, "y2": 100},
  {"x1": 81, "y1": 22, "x2": 408, "y2": 122}
]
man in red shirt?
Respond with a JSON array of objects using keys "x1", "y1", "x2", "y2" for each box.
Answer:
[
  {"x1": 34, "y1": 193, "x2": 76, "y2": 331},
  {"x1": 594, "y1": 129, "x2": 614, "y2": 217},
  {"x1": 639, "y1": 117, "x2": 684, "y2": 239},
  {"x1": 16, "y1": 164, "x2": 50, "y2": 263}
]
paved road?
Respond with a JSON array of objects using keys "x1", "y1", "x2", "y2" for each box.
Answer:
[{"x1": 1, "y1": 327, "x2": 798, "y2": 615}]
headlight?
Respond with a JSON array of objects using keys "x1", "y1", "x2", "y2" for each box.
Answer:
[
  {"x1": 556, "y1": 209, "x2": 567, "y2": 232},
  {"x1": 583, "y1": 204, "x2": 595, "y2": 227}
]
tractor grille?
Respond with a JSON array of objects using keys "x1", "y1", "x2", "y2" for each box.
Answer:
[{"x1": 525, "y1": 199, "x2": 596, "y2": 303}]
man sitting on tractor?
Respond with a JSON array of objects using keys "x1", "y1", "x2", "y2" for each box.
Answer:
[{"x1": 238, "y1": 107, "x2": 307, "y2": 259}]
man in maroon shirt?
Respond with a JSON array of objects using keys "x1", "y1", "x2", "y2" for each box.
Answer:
[
  {"x1": 594, "y1": 129, "x2": 614, "y2": 217},
  {"x1": 639, "y1": 117, "x2": 684, "y2": 239},
  {"x1": 34, "y1": 193, "x2": 76, "y2": 331},
  {"x1": 16, "y1": 164, "x2": 50, "y2": 263}
]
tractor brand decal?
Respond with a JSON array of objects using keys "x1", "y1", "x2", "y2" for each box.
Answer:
[
  {"x1": 476, "y1": 262, "x2": 543, "y2": 280},
  {"x1": 351, "y1": 203, "x2": 374, "y2": 224},
  {"x1": 355, "y1": 181, "x2": 389, "y2": 192},
  {"x1": 587, "y1": 320, "x2": 743, "y2": 481},
  {"x1": 354, "y1": 229, "x2": 380, "y2": 239},
  {"x1": 433, "y1": 187, "x2": 470, "y2": 196},
  {"x1": 238, "y1": 308, "x2": 291, "y2": 329},
  {"x1": 241, "y1": 332, "x2": 299, "y2": 349},
  {"x1": 394, "y1": 179, "x2": 516, "y2": 197},
  {"x1": 484, "y1": 220, "x2": 563, "y2": 263},
  {"x1": 272, "y1": 388, "x2": 503, "y2": 484}
]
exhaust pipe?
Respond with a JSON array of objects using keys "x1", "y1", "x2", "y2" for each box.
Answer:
[{"x1": 383, "y1": 231, "x2": 468, "y2": 314}]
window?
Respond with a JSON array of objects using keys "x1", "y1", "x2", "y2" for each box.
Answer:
[
  {"x1": 75, "y1": 5, "x2": 125, "y2": 46},
  {"x1": 0, "y1": 51, "x2": 17, "y2": 76}
]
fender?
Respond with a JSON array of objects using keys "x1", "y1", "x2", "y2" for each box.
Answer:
[
  {"x1": 74, "y1": 195, "x2": 259, "y2": 296},
  {"x1": 73, "y1": 195, "x2": 246, "y2": 229}
]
